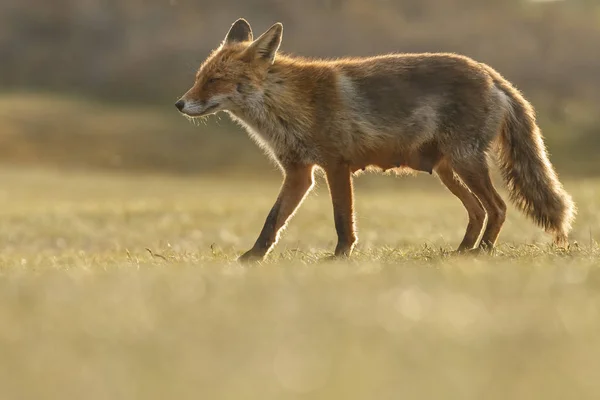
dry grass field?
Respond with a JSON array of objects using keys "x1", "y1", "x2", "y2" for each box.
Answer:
[{"x1": 0, "y1": 167, "x2": 599, "y2": 399}]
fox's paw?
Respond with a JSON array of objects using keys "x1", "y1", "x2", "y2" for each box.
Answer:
[
  {"x1": 453, "y1": 246, "x2": 495, "y2": 256},
  {"x1": 452, "y1": 247, "x2": 482, "y2": 256},
  {"x1": 476, "y1": 242, "x2": 496, "y2": 254},
  {"x1": 320, "y1": 254, "x2": 340, "y2": 262},
  {"x1": 237, "y1": 250, "x2": 265, "y2": 264},
  {"x1": 320, "y1": 251, "x2": 353, "y2": 262},
  {"x1": 333, "y1": 242, "x2": 355, "y2": 258}
]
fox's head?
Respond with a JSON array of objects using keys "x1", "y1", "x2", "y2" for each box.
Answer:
[{"x1": 175, "y1": 18, "x2": 283, "y2": 117}]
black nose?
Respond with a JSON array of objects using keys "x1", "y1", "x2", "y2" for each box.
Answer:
[{"x1": 175, "y1": 99, "x2": 185, "y2": 111}]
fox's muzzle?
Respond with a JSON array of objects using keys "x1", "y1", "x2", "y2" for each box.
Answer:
[{"x1": 175, "y1": 98, "x2": 221, "y2": 117}]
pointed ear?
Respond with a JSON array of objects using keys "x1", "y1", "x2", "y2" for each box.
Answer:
[
  {"x1": 246, "y1": 23, "x2": 283, "y2": 64},
  {"x1": 224, "y1": 18, "x2": 253, "y2": 44}
]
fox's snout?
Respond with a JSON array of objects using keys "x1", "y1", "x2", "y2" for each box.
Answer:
[{"x1": 175, "y1": 97, "x2": 222, "y2": 117}]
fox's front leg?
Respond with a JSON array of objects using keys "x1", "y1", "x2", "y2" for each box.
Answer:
[
  {"x1": 238, "y1": 164, "x2": 314, "y2": 263},
  {"x1": 324, "y1": 162, "x2": 357, "y2": 257}
]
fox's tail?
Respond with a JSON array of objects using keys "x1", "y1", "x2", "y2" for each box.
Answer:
[{"x1": 487, "y1": 67, "x2": 575, "y2": 245}]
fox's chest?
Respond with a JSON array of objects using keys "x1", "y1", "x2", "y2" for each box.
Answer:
[{"x1": 228, "y1": 111, "x2": 314, "y2": 165}]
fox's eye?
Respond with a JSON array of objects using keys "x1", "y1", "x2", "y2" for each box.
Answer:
[{"x1": 207, "y1": 77, "x2": 220, "y2": 84}]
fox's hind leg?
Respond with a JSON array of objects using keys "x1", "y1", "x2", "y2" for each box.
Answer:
[
  {"x1": 238, "y1": 164, "x2": 314, "y2": 263},
  {"x1": 452, "y1": 157, "x2": 507, "y2": 252},
  {"x1": 435, "y1": 159, "x2": 487, "y2": 252}
]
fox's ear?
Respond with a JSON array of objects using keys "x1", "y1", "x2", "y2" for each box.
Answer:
[
  {"x1": 246, "y1": 23, "x2": 283, "y2": 64},
  {"x1": 224, "y1": 18, "x2": 253, "y2": 44}
]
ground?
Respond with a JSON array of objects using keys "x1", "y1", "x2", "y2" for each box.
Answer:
[{"x1": 1, "y1": 167, "x2": 599, "y2": 399}]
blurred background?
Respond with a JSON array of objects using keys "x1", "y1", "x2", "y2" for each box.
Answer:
[
  {"x1": 1, "y1": 0, "x2": 599, "y2": 178},
  {"x1": 2, "y1": 3, "x2": 600, "y2": 398}
]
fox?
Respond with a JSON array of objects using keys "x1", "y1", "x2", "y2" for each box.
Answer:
[{"x1": 175, "y1": 18, "x2": 575, "y2": 262}]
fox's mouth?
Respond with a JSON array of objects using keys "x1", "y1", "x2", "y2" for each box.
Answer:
[
  {"x1": 202, "y1": 103, "x2": 220, "y2": 114},
  {"x1": 181, "y1": 103, "x2": 221, "y2": 117}
]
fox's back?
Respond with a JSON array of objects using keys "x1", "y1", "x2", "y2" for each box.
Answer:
[{"x1": 333, "y1": 53, "x2": 493, "y2": 125}]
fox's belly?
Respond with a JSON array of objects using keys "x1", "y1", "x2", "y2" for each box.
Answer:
[{"x1": 349, "y1": 140, "x2": 442, "y2": 174}]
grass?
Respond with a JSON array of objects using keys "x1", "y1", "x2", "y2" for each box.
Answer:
[{"x1": 1, "y1": 167, "x2": 600, "y2": 399}]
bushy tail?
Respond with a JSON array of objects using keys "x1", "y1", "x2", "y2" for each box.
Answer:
[{"x1": 487, "y1": 68, "x2": 575, "y2": 245}]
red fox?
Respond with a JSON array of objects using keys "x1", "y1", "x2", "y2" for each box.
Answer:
[{"x1": 176, "y1": 18, "x2": 575, "y2": 262}]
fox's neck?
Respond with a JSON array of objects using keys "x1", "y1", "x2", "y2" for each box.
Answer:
[{"x1": 230, "y1": 60, "x2": 318, "y2": 139}]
